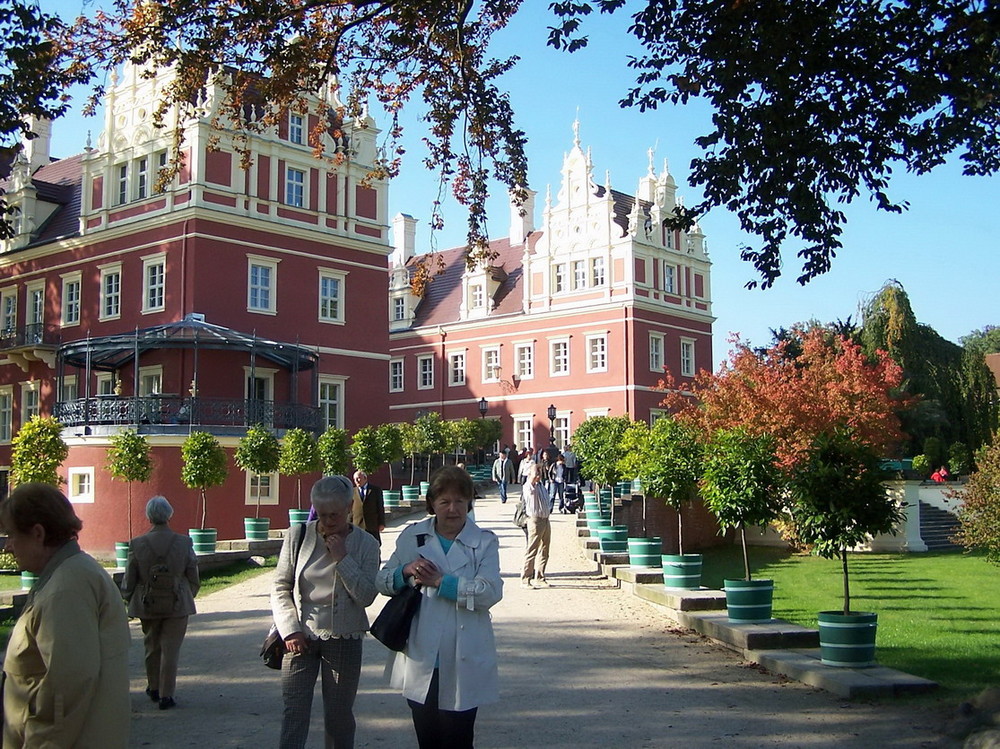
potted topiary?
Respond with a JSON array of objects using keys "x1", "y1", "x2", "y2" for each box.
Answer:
[
  {"x1": 627, "y1": 418, "x2": 705, "y2": 588},
  {"x1": 787, "y1": 427, "x2": 903, "y2": 667},
  {"x1": 106, "y1": 429, "x2": 153, "y2": 566},
  {"x1": 279, "y1": 428, "x2": 321, "y2": 525},
  {"x1": 701, "y1": 427, "x2": 783, "y2": 623},
  {"x1": 235, "y1": 424, "x2": 281, "y2": 540},
  {"x1": 181, "y1": 431, "x2": 228, "y2": 554}
]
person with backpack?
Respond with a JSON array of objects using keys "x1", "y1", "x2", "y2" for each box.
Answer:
[{"x1": 122, "y1": 496, "x2": 200, "y2": 710}]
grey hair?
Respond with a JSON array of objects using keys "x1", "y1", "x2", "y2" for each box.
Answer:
[
  {"x1": 310, "y1": 475, "x2": 354, "y2": 509},
  {"x1": 146, "y1": 495, "x2": 174, "y2": 524}
]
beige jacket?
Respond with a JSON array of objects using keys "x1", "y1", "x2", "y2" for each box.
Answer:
[
  {"x1": 121, "y1": 525, "x2": 200, "y2": 619},
  {"x1": 271, "y1": 521, "x2": 379, "y2": 640},
  {"x1": 2, "y1": 542, "x2": 130, "y2": 748}
]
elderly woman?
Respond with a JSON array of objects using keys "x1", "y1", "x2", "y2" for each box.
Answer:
[
  {"x1": 376, "y1": 465, "x2": 502, "y2": 749},
  {"x1": 272, "y1": 475, "x2": 380, "y2": 749},
  {"x1": 121, "y1": 495, "x2": 200, "y2": 710},
  {"x1": 0, "y1": 483, "x2": 130, "y2": 747}
]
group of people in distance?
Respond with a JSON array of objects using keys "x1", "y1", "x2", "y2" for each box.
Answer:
[{"x1": 0, "y1": 464, "x2": 500, "y2": 749}]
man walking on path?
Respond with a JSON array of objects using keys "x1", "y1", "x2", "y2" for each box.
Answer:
[
  {"x1": 492, "y1": 450, "x2": 515, "y2": 504},
  {"x1": 351, "y1": 470, "x2": 386, "y2": 545}
]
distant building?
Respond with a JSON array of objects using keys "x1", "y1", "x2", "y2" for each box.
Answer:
[
  {"x1": 387, "y1": 124, "x2": 714, "y2": 452},
  {"x1": 0, "y1": 64, "x2": 391, "y2": 549}
]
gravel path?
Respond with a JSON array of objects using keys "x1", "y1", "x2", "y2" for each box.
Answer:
[{"x1": 126, "y1": 488, "x2": 958, "y2": 748}]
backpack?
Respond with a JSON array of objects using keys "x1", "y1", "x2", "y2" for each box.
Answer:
[{"x1": 142, "y1": 536, "x2": 180, "y2": 616}]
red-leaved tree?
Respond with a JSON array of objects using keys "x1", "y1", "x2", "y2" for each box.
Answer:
[{"x1": 659, "y1": 329, "x2": 909, "y2": 469}]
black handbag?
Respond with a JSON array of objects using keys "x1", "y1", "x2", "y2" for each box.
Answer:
[
  {"x1": 260, "y1": 524, "x2": 306, "y2": 670},
  {"x1": 370, "y1": 584, "x2": 422, "y2": 652}
]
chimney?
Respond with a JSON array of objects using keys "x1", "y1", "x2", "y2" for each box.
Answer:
[
  {"x1": 509, "y1": 188, "x2": 536, "y2": 244},
  {"x1": 391, "y1": 213, "x2": 417, "y2": 265},
  {"x1": 23, "y1": 117, "x2": 52, "y2": 173}
]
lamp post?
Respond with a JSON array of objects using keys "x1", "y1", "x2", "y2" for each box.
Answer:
[
  {"x1": 477, "y1": 397, "x2": 488, "y2": 465},
  {"x1": 547, "y1": 403, "x2": 557, "y2": 445}
]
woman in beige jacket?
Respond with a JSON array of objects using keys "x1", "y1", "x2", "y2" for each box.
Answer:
[{"x1": 122, "y1": 495, "x2": 200, "y2": 710}]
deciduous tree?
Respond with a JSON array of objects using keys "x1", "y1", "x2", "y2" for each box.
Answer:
[
  {"x1": 955, "y1": 441, "x2": 1000, "y2": 565},
  {"x1": 181, "y1": 431, "x2": 228, "y2": 529},
  {"x1": 279, "y1": 428, "x2": 321, "y2": 509},
  {"x1": 10, "y1": 415, "x2": 67, "y2": 487},
  {"x1": 106, "y1": 429, "x2": 153, "y2": 536}
]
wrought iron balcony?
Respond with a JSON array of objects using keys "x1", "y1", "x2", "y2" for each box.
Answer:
[{"x1": 53, "y1": 395, "x2": 321, "y2": 432}]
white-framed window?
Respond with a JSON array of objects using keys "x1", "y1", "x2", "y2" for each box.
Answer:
[
  {"x1": 154, "y1": 150, "x2": 168, "y2": 194},
  {"x1": 665, "y1": 230, "x2": 675, "y2": 250},
  {"x1": 554, "y1": 416, "x2": 570, "y2": 450},
  {"x1": 116, "y1": 163, "x2": 128, "y2": 205},
  {"x1": 389, "y1": 359, "x2": 404, "y2": 393},
  {"x1": 138, "y1": 366, "x2": 162, "y2": 396},
  {"x1": 649, "y1": 333, "x2": 664, "y2": 372},
  {"x1": 20, "y1": 382, "x2": 39, "y2": 422},
  {"x1": 59, "y1": 375, "x2": 77, "y2": 403},
  {"x1": 285, "y1": 166, "x2": 305, "y2": 207},
  {"x1": 514, "y1": 417, "x2": 534, "y2": 452},
  {"x1": 60, "y1": 273, "x2": 81, "y2": 327},
  {"x1": 0, "y1": 387, "x2": 12, "y2": 443},
  {"x1": 393, "y1": 297, "x2": 407, "y2": 321},
  {"x1": 1, "y1": 287, "x2": 16, "y2": 336},
  {"x1": 142, "y1": 254, "x2": 166, "y2": 313},
  {"x1": 663, "y1": 262, "x2": 676, "y2": 293},
  {"x1": 449, "y1": 352, "x2": 466, "y2": 386},
  {"x1": 572, "y1": 260, "x2": 586, "y2": 290},
  {"x1": 514, "y1": 342, "x2": 534, "y2": 379},
  {"x1": 99, "y1": 264, "x2": 122, "y2": 321},
  {"x1": 482, "y1": 347, "x2": 500, "y2": 382},
  {"x1": 680, "y1": 338, "x2": 695, "y2": 377},
  {"x1": 289, "y1": 113, "x2": 304, "y2": 145},
  {"x1": 136, "y1": 157, "x2": 149, "y2": 200},
  {"x1": 591, "y1": 256, "x2": 606, "y2": 286},
  {"x1": 417, "y1": 355, "x2": 434, "y2": 390},
  {"x1": 246, "y1": 471, "x2": 279, "y2": 506},
  {"x1": 318, "y1": 376, "x2": 345, "y2": 430},
  {"x1": 552, "y1": 263, "x2": 566, "y2": 293},
  {"x1": 26, "y1": 281, "x2": 44, "y2": 328},
  {"x1": 587, "y1": 334, "x2": 608, "y2": 373},
  {"x1": 318, "y1": 270, "x2": 345, "y2": 323},
  {"x1": 469, "y1": 283, "x2": 484, "y2": 310},
  {"x1": 550, "y1": 338, "x2": 569, "y2": 376},
  {"x1": 96, "y1": 373, "x2": 115, "y2": 396},
  {"x1": 67, "y1": 467, "x2": 95, "y2": 504},
  {"x1": 248, "y1": 255, "x2": 278, "y2": 313}
]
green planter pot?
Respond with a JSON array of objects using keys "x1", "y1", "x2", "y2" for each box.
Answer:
[
  {"x1": 401, "y1": 485, "x2": 420, "y2": 504},
  {"x1": 817, "y1": 611, "x2": 878, "y2": 668},
  {"x1": 188, "y1": 528, "x2": 218, "y2": 555},
  {"x1": 115, "y1": 541, "x2": 130, "y2": 569},
  {"x1": 587, "y1": 518, "x2": 612, "y2": 532},
  {"x1": 627, "y1": 537, "x2": 663, "y2": 569},
  {"x1": 631, "y1": 478, "x2": 642, "y2": 494},
  {"x1": 594, "y1": 525, "x2": 628, "y2": 554},
  {"x1": 662, "y1": 553, "x2": 703, "y2": 589},
  {"x1": 244, "y1": 517, "x2": 270, "y2": 541},
  {"x1": 724, "y1": 579, "x2": 774, "y2": 623},
  {"x1": 419, "y1": 481, "x2": 431, "y2": 496},
  {"x1": 383, "y1": 490, "x2": 402, "y2": 509},
  {"x1": 288, "y1": 509, "x2": 311, "y2": 526},
  {"x1": 20, "y1": 571, "x2": 37, "y2": 591}
]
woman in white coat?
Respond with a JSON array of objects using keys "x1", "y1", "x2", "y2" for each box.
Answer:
[{"x1": 375, "y1": 465, "x2": 502, "y2": 749}]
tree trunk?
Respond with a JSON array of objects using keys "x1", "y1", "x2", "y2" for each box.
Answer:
[
  {"x1": 741, "y1": 525, "x2": 751, "y2": 581},
  {"x1": 127, "y1": 482, "x2": 133, "y2": 538},
  {"x1": 841, "y1": 547, "x2": 851, "y2": 615},
  {"x1": 677, "y1": 510, "x2": 684, "y2": 556},
  {"x1": 200, "y1": 488, "x2": 207, "y2": 529}
]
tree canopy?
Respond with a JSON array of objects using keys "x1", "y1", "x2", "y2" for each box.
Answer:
[{"x1": 4, "y1": 0, "x2": 994, "y2": 284}]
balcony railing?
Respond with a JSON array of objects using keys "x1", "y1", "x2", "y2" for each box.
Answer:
[
  {"x1": 53, "y1": 395, "x2": 321, "y2": 432},
  {"x1": 0, "y1": 323, "x2": 61, "y2": 350}
]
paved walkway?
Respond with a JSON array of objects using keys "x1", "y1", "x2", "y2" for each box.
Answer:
[{"x1": 126, "y1": 487, "x2": 958, "y2": 748}]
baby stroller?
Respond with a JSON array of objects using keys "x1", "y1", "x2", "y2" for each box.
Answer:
[{"x1": 562, "y1": 484, "x2": 584, "y2": 514}]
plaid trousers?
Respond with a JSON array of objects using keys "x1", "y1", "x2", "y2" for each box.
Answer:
[{"x1": 279, "y1": 636, "x2": 363, "y2": 749}]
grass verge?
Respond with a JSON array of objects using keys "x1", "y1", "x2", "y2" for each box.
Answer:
[{"x1": 700, "y1": 544, "x2": 996, "y2": 699}]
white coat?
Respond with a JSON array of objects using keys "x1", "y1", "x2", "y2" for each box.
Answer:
[{"x1": 375, "y1": 516, "x2": 502, "y2": 711}]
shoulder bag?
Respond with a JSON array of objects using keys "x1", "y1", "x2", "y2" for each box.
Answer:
[
  {"x1": 260, "y1": 524, "x2": 306, "y2": 670},
  {"x1": 370, "y1": 584, "x2": 422, "y2": 652}
]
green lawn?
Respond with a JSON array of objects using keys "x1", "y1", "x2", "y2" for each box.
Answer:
[{"x1": 700, "y1": 544, "x2": 997, "y2": 699}]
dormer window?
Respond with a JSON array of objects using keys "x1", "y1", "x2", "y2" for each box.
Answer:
[
  {"x1": 393, "y1": 296, "x2": 406, "y2": 321},
  {"x1": 470, "y1": 284, "x2": 484, "y2": 310},
  {"x1": 289, "y1": 113, "x2": 304, "y2": 145}
]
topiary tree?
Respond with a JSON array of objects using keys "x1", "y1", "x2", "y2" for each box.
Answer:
[
  {"x1": 376, "y1": 423, "x2": 404, "y2": 489},
  {"x1": 11, "y1": 415, "x2": 68, "y2": 487},
  {"x1": 106, "y1": 429, "x2": 153, "y2": 537},
  {"x1": 317, "y1": 426, "x2": 351, "y2": 476},
  {"x1": 788, "y1": 427, "x2": 903, "y2": 615},
  {"x1": 235, "y1": 424, "x2": 281, "y2": 518},
  {"x1": 701, "y1": 427, "x2": 783, "y2": 581},
  {"x1": 279, "y1": 428, "x2": 321, "y2": 510},
  {"x1": 452, "y1": 419, "x2": 480, "y2": 465},
  {"x1": 350, "y1": 425, "x2": 381, "y2": 475},
  {"x1": 181, "y1": 431, "x2": 228, "y2": 529},
  {"x1": 414, "y1": 412, "x2": 447, "y2": 480},
  {"x1": 573, "y1": 415, "x2": 631, "y2": 489},
  {"x1": 633, "y1": 417, "x2": 704, "y2": 555},
  {"x1": 399, "y1": 422, "x2": 421, "y2": 485},
  {"x1": 475, "y1": 418, "x2": 502, "y2": 464},
  {"x1": 910, "y1": 454, "x2": 932, "y2": 478},
  {"x1": 955, "y1": 441, "x2": 1000, "y2": 565}
]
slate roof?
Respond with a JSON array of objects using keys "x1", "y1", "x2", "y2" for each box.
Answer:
[{"x1": 0, "y1": 152, "x2": 84, "y2": 247}]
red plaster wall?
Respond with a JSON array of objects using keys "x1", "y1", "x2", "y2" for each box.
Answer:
[
  {"x1": 355, "y1": 185, "x2": 377, "y2": 220},
  {"x1": 205, "y1": 149, "x2": 232, "y2": 186}
]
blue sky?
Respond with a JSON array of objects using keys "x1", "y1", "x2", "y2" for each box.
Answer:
[{"x1": 38, "y1": 1, "x2": 1000, "y2": 366}]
